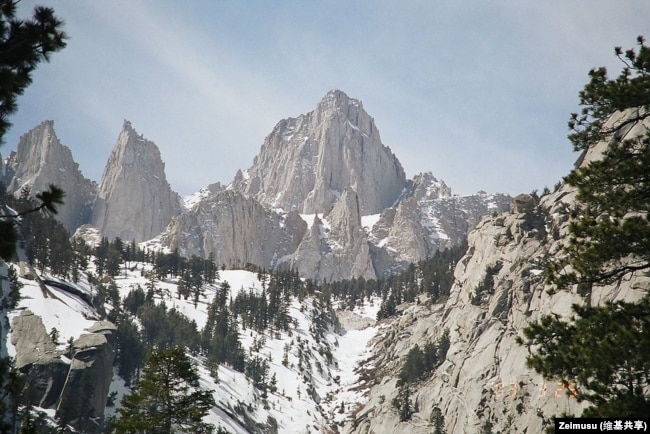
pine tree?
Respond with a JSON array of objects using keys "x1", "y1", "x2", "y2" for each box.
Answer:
[
  {"x1": 0, "y1": 0, "x2": 66, "y2": 139},
  {"x1": 392, "y1": 386, "x2": 414, "y2": 422},
  {"x1": 113, "y1": 346, "x2": 215, "y2": 433},
  {"x1": 430, "y1": 406, "x2": 446, "y2": 434},
  {"x1": 549, "y1": 36, "x2": 650, "y2": 288},
  {"x1": 522, "y1": 36, "x2": 650, "y2": 417},
  {"x1": 521, "y1": 297, "x2": 650, "y2": 416}
]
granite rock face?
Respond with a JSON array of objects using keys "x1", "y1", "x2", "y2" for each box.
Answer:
[
  {"x1": 56, "y1": 326, "x2": 117, "y2": 432},
  {"x1": 367, "y1": 172, "x2": 512, "y2": 273},
  {"x1": 11, "y1": 310, "x2": 116, "y2": 433},
  {"x1": 342, "y1": 109, "x2": 650, "y2": 434},
  {"x1": 231, "y1": 90, "x2": 407, "y2": 214},
  {"x1": 91, "y1": 121, "x2": 183, "y2": 242},
  {"x1": 161, "y1": 92, "x2": 509, "y2": 281},
  {"x1": 5, "y1": 121, "x2": 97, "y2": 232},
  {"x1": 156, "y1": 190, "x2": 307, "y2": 269},
  {"x1": 289, "y1": 188, "x2": 376, "y2": 281}
]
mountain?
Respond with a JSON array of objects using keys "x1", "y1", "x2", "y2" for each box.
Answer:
[
  {"x1": 369, "y1": 172, "x2": 512, "y2": 268},
  {"x1": 4, "y1": 105, "x2": 645, "y2": 432},
  {"x1": 90, "y1": 120, "x2": 183, "y2": 242},
  {"x1": 231, "y1": 90, "x2": 407, "y2": 214},
  {"x1": 3, "y1": 91, "x2": 509, "y2": 280},
  {"x1": 4, "y1": 121, "x2": 97, "y2": 232},
  {"x1": 157, "y1": 91, "x2": 509, "y2": 281}
]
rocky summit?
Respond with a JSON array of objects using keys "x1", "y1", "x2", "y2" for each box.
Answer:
[
  {"x1": 4, "y1": 120, "x2": 97, "y2": 232},
  {"x1": 90, "y1": 120, "x2": 183, "y2": 243},
  {"x1": 231, "y1": 90, "x2": 407, "y2": 215},
  {"x1": 157, "y1": 90, "x2": 510, "y2": 281}
]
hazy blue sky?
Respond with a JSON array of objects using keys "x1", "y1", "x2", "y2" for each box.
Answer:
[{"x1": 4, "y1": 1, "x2": 650, "y2": 197}]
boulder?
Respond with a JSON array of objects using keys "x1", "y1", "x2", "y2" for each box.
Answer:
[{"x1": 11, "y1": 311, "x2": 116, "y2": 432}]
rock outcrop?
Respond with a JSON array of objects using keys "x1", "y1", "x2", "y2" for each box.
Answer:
[
  {"x1": 56, "y1": 323, "x2": 117, "y2": 433},
  {"x1": 155, "y1": 190, "x2": 307, "y2": 269},
  {"x1": 290, "y1": 188, "x2": 376, "y2": 281},
  {"x1": 91, "y1": 121, "x2": 183, "y2": 242},
  {"x1": 342, "y1": 110, "x2": 650, "y2": 434},
  {"x1": 11, "y1": 311, "x2": 116, "y2": 433},
  {"x1": 5, "y1": 121, "x2": 97, "y2": 232},
  {"x1": 231, "y1": 90, "x2": 407, "y2": 214},
  {"x1": 367, "y1": 172, "x2": 511, "y2": 272}
]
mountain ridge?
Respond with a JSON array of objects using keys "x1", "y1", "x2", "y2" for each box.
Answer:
[{"x1": 5, "y1": 90, "x2": 511, "y2": 281}]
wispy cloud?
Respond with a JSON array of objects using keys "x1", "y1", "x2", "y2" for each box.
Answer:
[{"x1": 6, "y1": 0, "x2": 650, "y2": 196}]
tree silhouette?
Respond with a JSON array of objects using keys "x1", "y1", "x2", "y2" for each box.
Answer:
[
  {"x1": 0, "y1": 0, "x2": 67, "y2": 142},
  {"x1": 0, "y1": 4, "x2": 66, "y2": 430},
  {"x1": 113, "y1": 346, "x2": 215, "y2": 433}
]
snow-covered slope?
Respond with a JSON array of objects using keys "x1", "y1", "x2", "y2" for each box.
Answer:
[{"x1": 4, "y1": 259, "x2": 381, "y2": 433}]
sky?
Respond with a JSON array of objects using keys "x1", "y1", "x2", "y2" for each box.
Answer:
[{"x1": 4, "y1": 1, "x2": 650, "y2": 197}]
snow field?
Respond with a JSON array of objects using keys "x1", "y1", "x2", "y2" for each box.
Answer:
[{"x1": 7, "y1": 261, "x2": 380, "y2": 433}]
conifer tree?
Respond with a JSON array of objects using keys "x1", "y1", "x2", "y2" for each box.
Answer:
[
  {"x1": 113, "y1": 346, "x2": 215, "y2": 434},
  {"x1": 522, "y1": 36, "x2": 650, "y2": 417},
  {"x1": 0, "y1": 0, "x2": 67, "y2": 142},
  {"x1": 549, "y1": 36, "x2": 650, "y2": 288},
  {"x1": 522, "y1": 297, "x2": 650, "y2": 416}
]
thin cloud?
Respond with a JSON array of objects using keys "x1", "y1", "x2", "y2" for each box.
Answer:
[{"x1": 5, "y1": 1, "x2": 650, "y2": 197}]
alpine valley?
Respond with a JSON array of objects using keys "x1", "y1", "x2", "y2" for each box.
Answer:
[{"x1": 1, "y1": 91, "x2": 646, "y2": 433}]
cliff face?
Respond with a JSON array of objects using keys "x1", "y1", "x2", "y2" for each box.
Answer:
[
  {"x1": 5, "y1": 121, "x2": 97, "y2": 232},
  {"x1": 289, "y1": 188, "x2": 377, "y2": 281},
  {"x1": 368, "y1": 172, "x2": 511, "y2": 272},
  {"x1": 342, "y1": 110, "x2": 650, "y2": 434},
  {"x1": 91, "y1": 121, "x2": 183, "y2": 242},
  {"x1": 344, "y1": 189, "x2": 648, "y2": 433},
  {"x1": 231, "y1": 90, "x2": 407, "y2": 215},
  {"x1": 11, "y1": 310, "x2": 116, "y2": 433},
  {"x1": 156, "y1": 190, "x2": 307, "y2": 269}
]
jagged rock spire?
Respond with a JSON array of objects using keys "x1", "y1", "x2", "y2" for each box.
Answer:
[
  {"x1": 5, "y1": 120, "x2": 97, "y2": 232},
  {"x1": 91, "y1": 120, "x2": 182, "y2": 242},
  {"x1": 231, "y1": 90, "x2": 407, "y2": 214}
]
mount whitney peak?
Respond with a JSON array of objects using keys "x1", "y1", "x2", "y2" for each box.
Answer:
[{"x1": 3, "y1": 90, "x2": 510, "y2": 280}]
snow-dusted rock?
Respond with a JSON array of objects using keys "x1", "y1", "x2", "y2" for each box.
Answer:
[
  {"x1": 156, "y1": 190, "x2": 307, "y2": 269},
  {"x1": 11, "y1": 309, "x2": 59, "y2": 370},
  {"x1": 231, "y1": 90, "x2": 407, "y2": 215},
  {"x1": 166, "y1": 93, "x2": 508, "y2": 281},
  {"x1": 57, "y1": 326, "x2": 116, "y2": 432},
  {"x1": 368, "y1": 173, "x2": 512, "y2": 272},
  {"x1": 11, "y1": 309, "x2": 116, "y2": 431},
  {"x1": 291, "y1": 188, "x2": 376, "y2": 281}
]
